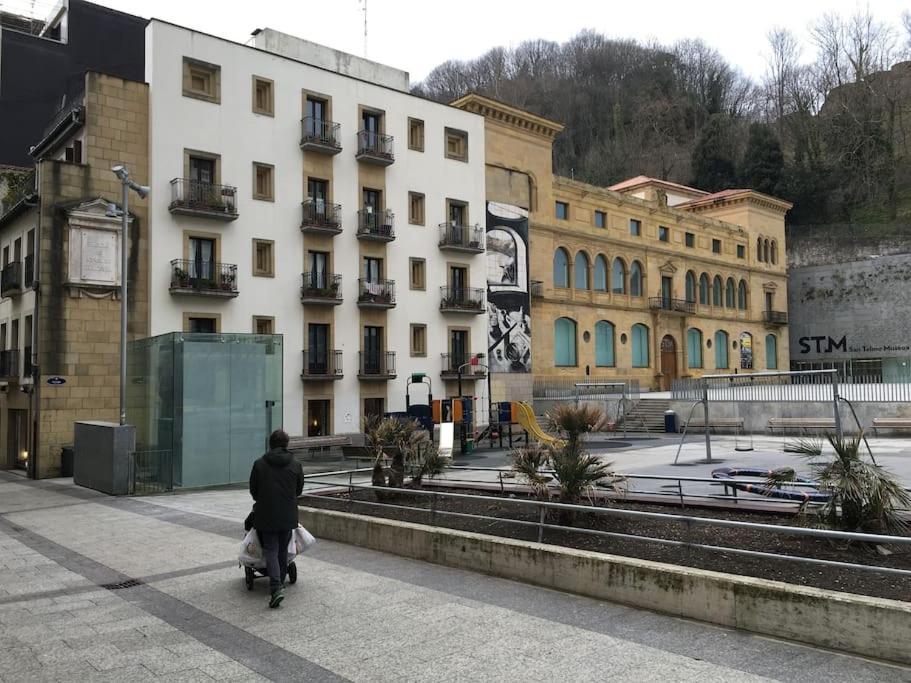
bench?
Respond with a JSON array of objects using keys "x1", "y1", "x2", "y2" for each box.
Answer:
[
  {"x1": 681, "y1": 417, "x2": 745, "y2": 434},
  {"x1": 871, "y1": 418, "x2": 911, "y2": 436},
  {"x1": 767, "y1": 418, "x2": 836, "y2": 435},
  {"x1": 288, "y1": 435, "x2": 350, "y2": 460}
]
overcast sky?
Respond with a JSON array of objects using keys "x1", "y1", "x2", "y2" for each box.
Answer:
[{"x1": 9, "y1": 0, "x2": 911, "y2": 82}]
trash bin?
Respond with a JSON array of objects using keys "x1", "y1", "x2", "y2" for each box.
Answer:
[
  {"x1": 664, "y1": 410, "x2": 678, "y2": 433},
  {"x1": 60, "y1": 446, "x2": 74, "y2": 477},
  {"x1": 464, "y1": 438, "x2": 475, "y2": 455}
]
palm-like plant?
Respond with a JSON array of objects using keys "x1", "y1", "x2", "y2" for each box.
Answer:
[{"x1": 364, "y1": 415, "x2": 447, "y2": 490}]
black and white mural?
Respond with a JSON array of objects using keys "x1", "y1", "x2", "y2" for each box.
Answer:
[{"x1": 487, "y1": 202, "x2": 531, "y2": 373}]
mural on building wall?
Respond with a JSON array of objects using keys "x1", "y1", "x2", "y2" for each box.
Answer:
[{"x1": 487, "y1": 202, "x2": 531, "y2": 373}]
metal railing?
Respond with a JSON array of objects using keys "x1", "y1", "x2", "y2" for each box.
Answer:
[
  {"x1": 0, "y1": 349, "x2": 19, "y2": 379},
  {"x1": 169, "y1": 179, "x2": 238, "y2": 217},
  {"x1": 533, "y1": 377, "x2": 641, "y2": 401},
  {"x1": 301, "y1": 199, "x2": 342, "y2": 230},
  {"x1": 24, "y1": 254, "x2": 34, "y2": 288},
  {"x1": 301, "y1": 272, "x2": 342, "y2": 302},
  {"x1": 358, "y1": 351, "x2": 396, "y2": 378},
  {"x1": 300, "y1": 117, "x2": 341, "y2": 149},
  {"x1": 302, "y1": 349, "x2": 343, "y2": 378},
  {"x1": 440, "y1": 286, "x2": 485, "y2": 312},
  {"x1": 438, "y1": 224, "x2": 485, "y2": 251},
  {"x1": 763, "y1": 310, "x2": 788, "y2": 324},
  {"x1": 1, "y1": 261, "x2": 22, "y2": 296},
  {"x1": 356, "y1": 130, "x2": 394, "y2": 160},
  {"x1": 648, "y1": 297, "x2": 695, "y2": 314},
  {"x1": 358, "y1": 278, "x2": 395, "y2": 306},
  {"x1": 129, "y1": 449, "x2": 174, "y2": 495},
  {"x1": 170, "y1": 259, "x2": 238, "y2": 295},
  {"x1": 441, "y1": 353, "x2": 487, "y2": 377},
  {"x1": 356, "y1": 209, "x2": 395, "y2": 239}
]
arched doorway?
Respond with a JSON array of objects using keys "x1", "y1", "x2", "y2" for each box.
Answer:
[{"x1": 660, "y1": 335, "x2": 677, "y2": 391}]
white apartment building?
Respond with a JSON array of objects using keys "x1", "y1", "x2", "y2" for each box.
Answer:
[{"x1": 145, "y1": 21, "x2": 489, "y2": 438}]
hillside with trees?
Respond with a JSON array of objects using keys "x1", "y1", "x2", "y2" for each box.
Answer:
[{"x1": 414, "y1": 9, "x2": 911, "y2": 227}]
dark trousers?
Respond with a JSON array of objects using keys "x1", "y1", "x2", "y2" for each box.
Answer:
[{"x1": 259, "y1": 529, "x2": 292, "y2": 591}]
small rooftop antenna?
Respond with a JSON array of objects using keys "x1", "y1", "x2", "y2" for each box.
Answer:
[{"x1": 359, "y1": 0, "x2": 367, "y2": 58}]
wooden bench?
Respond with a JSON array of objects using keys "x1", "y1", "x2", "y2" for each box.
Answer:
[
  {"x1": 681, "y1": 417, "x2": 745, "y2": 434},
  {"x1": 767, "y1": 418, "x2": 836, "y2": 435},
  {"x1": 288, "y1": 435, "x2": 350, "y2": 460},
  {"x1": 871, "y1": 418, "x2": 911, "y2": 436}
]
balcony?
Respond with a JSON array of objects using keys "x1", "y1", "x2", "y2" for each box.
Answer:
[
  {"x1": 300, "y1": 199, "x2": 342, "y2": 235},
  {"x1": 0, "y1": 349, "x2": 19, "y2": 380},
  {"x1": 355, "y1": 130, "x2": 394, "y2": 165},
  {"x1": 300, "y1": 117, "x2": 342, "y2": 154},
  {"x1": 357, "y1": 279, "x2": 395, "y2": 308},
  {"x1": 440, "y1": 286, "x2": 485, "y2": 314},
  {"x1": 441, "y1": 353, "x2": 488, "y2": 380},
  {"x1": 356, "y1": 209, "x2": 395, "y2": 241},
  {"x1": 648, "y1": 297, "x2": 695, "y2": 315},
  {"x1": 300, "y1": 272, "x2": 342, "y2": 306},
  {"x1": 301, "y1": 349, "x2": 343, "y2": 381},
  {"x1": 358, "y1": 351, "x2": 396, "y2": 380},
  {"x1": 169, "y1": 260, "x2": 238, "y2": 298},
  {"x1": 438, "y1": 224, "x2": 485, "y2": 254},
  {"x1": 169, "y1": 179, "x2": 238, "y2": 221},
  {"x1": 530, "y1": 280, "x2": 544, "y2": 298},
  {"x1": 24, "y1": 254, "x2": 35, "y2": 288},
  {"x1": 1, "y1": 261, "x2": 22, "y2": 298},
  {"x1": 764, "y1": 310, "x2": 788, "y2": 325}
]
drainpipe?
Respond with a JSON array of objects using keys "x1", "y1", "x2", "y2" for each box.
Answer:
[{"x1": 28, "y1": 168, "x2": 42, "y2": 480}]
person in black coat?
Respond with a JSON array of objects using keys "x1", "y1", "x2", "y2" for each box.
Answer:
[{"x1": 249, "y1": 429, "x2": 304, "y2": 608}]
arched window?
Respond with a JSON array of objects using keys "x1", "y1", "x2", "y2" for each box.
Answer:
[
  {"x1": 699, "y1": 273, "x2": 710, "y2": 305},
  {"x1": 553, "y1": 248, "x2": 569, "y2": 288},
  {"x1": 764, "y1": 239, "x2": 770, "y2": 264},
  {"x1": 612, "y1": 257, "x2": 627, "y2": 294},
  {"x1": 631, "y1": 324, "x2": 649, "y2": 368},
  {"x1": 766, "y1": 334, "x2": 778, "y2": 370},
  {"x1": 712, "y1": 276, "x2": 723, "y2": 306},
  {"x1": 740, "y1": 332, "x2": 753, "y2": 369},
  {"x1": 593, "y1": 255, "x2": 608, "y2": 291},
  {"x1": 574, "y1": 251, "x2": 589, "y2": 289},
  {"x1": 725, "y1": 278, "x2": 736, "y2": 308},
  {"x1": 554, "y1": 317, "x2": 577, "y2": 366},
  {"x1": 771, "y1": 241, "x2": 778, "y2": 265},
  {"x1": 715, "y1": 330, "x2": 729, "y2": 369},
  {"x1": 630, "y1": 261, "x2": 643, "y2": 297},
  {"x1": 737, "y1": 279, "x2": 748, "y2": 310},
  {"x1": 595, "y1": 321, "x2": 615, "y2": 367},
  {"x1": 757, "y1": 237, "x2": 764, "y2": 262},
  {"x1": 685, "y1": 271, "x2": 696, "y2": 303},
  {"x1": 687, "y1": 328, "x2": 703, "y2": 368}
]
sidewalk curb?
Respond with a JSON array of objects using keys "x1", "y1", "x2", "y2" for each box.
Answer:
[{"x1": 299, "y1": 506, "x2": 911, "y2": 665}]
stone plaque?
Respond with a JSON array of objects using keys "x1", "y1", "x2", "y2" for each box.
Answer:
[{"x1": 81, "y1": 230, "x2": 117, "y2": 283}]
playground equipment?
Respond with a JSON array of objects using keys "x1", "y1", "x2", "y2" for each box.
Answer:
[
  {"x1": 514, "y1": 401, "x2": 562, "y2": 446},
  {"x1": 712, "y1": 467, "x2": 831, "y2": 503},
  {"x1": 405, "y1": 374, "x2": 433, "y2": 433}
]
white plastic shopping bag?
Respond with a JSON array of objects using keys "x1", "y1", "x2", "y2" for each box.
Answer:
[
  {"x1": 238, "y1": 528, "x2": 262, "y2": 566},
  {"x1": 294, "y1": 525, "x2": 317, "y2": 554}
]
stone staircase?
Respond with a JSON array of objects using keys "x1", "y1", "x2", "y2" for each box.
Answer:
[{"x1": 620, "y1": 397, "x2": 671, "y2": 433}]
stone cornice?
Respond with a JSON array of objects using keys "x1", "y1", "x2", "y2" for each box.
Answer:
[{"x1": 451, "y1": 93, "x2": 564, "y2": 140}]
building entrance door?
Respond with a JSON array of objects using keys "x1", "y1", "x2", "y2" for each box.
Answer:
[
  {"x1": 7, "y1": 409, "x2": 27, "y2": 470},
  {"x1": 660, "y1": 335, "x2": 677, "y2": 391}
]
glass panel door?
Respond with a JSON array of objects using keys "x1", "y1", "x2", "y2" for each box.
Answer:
[
  {"x1": 309, "y1": 251, "x2": 328, "y2": 288},
  {"x1": 189, "y1": 237, "x2": 215, "y2": 281},
  {"x1": 661, "y1": 276, "x2": 672, "y2": 306},
  {"x1": 308, "y1": 324, "x2": 329, "y2": 373},
  {"x1": 364, "y1": 326, "x2": 381, "y2": 373},
  {"x1": 363, "y1": 257, "x2": 381, "y2": 283},
  {"x1": 450, "y1": 330, "x2": 468, "y2": 367}
]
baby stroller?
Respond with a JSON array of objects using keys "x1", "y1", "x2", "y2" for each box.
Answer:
[{"x1": 238, "y1": 509, "x2": 314, "y2": 591}]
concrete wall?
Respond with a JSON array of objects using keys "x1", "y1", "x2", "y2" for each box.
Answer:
[{"x1": 300, "y1": 507, "x2": 911, "y2": 665}]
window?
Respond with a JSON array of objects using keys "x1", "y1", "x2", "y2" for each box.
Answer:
[
  {"x1": 408, "y1": 192, "x2": 425, "y2": 225},
  {"x1": 410, "y1": 324, "x2": 427, "y2": 356},
  {"x1": 737, "y1": 244, "x2": 746, "y2": 259},
  {"x1": 712, "y1": 239, "x2": 721, "y2": 254},
  {"x1": 685, "y1": 271, "x2": 696, "y2": 303},
  {"x1": 555, "y1": 201, "x2": 568, "y2": 220},
  {"x1": 631, "y1": 324, "x2": 649, "y2": 368},
  {"x1": 307, "y1": 251, "x2": 329, "y2": 288},
  {"x1": 444, "y1": 127, "x2": 468, "y2": 161},
  {"x1": 574, "y1": 251, "x2": 589, "y2": 289},
  {"x1": 449, "y1": 329, "x2": 469, "y2": 365},
  {"x1": 363, "y1": 257, "x2": 383, "y2": 283},
  {"x1": 757, "y1": 237, "x2": 764, "y2": 262},
  {"x1": 0, "y1": 323, "x2": 6, "y2": 350},
  {"x1": 738, "y1": 280, "x2": 748, "y2": 310},
  {"x1": 253, "y1": 316, "x2": 274, "y2": 334},
  {"x1": 409, "y1": 258, "x2": 426, "y2": 290},
  {"x1": 764, "y1": 239, "x2": 771, "y2": 263},
  {"x1": 593, "y1": 255, "x2": 608, "y2": 291},
  {"x1": 186, "y1": 315, "x2": 218, "y2": 333},
  {"x1": 630, "y1": 261, "x2": 643, "y2": 297},
  {"x1": 611, "y1": 258, "x2": 626, "y2": 294},
  {"x1": 725, "y1": 278, "x2": 735, "y2": 308},
  {"x1": 699, "y1": 273, "x2": 709, "y2": 305},
  {"x1": 766, "y1": 334, "x2": 778, "y2": 370},
  {"x1": 715, "y1": 331, "x2": 729, "y2": 369},
  {"x1": 712, "y1": 276, "x2": 723, "y2": 306},
  {"x1": 363, "y1": 326, "x2": 384, "y2": 373},
  {"x1": 595, "y1": 211, "x2": 606, "y2": 229},
  {"x1": 253, "y1": 163, "x2": 274, "y2": 201},
  {"x1": 685, "y1": 232, "x2": 695, "y2": 248},
  {"x1": 554, "y1": 317, "x2": 577, "y2": 367},
  {"x1": 595, "y1": 321, "x2": 615, "y2": 367},
  {"x1": 364, "y1": 398, "x2": 385, "y2": 421},
  {"x1": 253, "y1": 239, "x2": 274, "y2": 277},
  {"x1": 308, "y1": 400, "x2": 330, "y2": 437},
  {"x1": 629, "y1": 218, "x2": 641, "y2": 236},
  {"x1": 252, "y1": 76, "x2": 274, "y2": 116},
  {"x1": 187, "y1": 236, "x2": 216, "y2": 280},
  {"x1": 687, "y1": 328, "x2": 703, "y2": 368},
  {"x1": 553, "y1": 248, "x2": 569, "y2": 288},
  {"x1": 447, "y1": 199, "x2": 468, "y2": 227},
  {"x1": 10, "y1": 319, "x2": 18, "y2": 350},
  {"x1": 182, "y1": 57, "x2": 220, "y2": 103},
  {"x1": 771, "y1": 240, "x2": 778, "y2": 265},
  {"x1": 659, "y1": 226, "x2": 669, "y2": 242},
  {"x1": 408, "y1": 118, "x2": 425, "y2": 152}
]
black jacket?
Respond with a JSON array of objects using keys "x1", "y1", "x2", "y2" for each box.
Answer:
[{"x1": 249, "y1": 448, "x2": 304, "y2": 532}]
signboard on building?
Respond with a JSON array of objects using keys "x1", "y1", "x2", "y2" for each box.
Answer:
[{"x1": 486, "y1": 202, "x2": 530, "y2": 373}]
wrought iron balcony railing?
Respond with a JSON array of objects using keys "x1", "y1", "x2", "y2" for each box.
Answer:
[
  {"x1": 300, "y1": 272, "x2": 342, "y2": 305},
  {"x1": 356, "y1": 130, "x2": 394, "y2": 165},
  {"x1": 764, "y1": 310, "x2": 788, "y2": 325},
  {"x1": 358, "y1": 351, "x2": 396, "y2": 379},
  {"x1": 0, "y1": 349, "x2": 19, "y2": 379},
  {"x1": 357, "y1": 279, "x2": 395, "y2": 308},
  {"x1": 1, "y1": 261, "x2": 22, "y2": 297},
  {"x1": 440, "y1": 286, "x2": 485, "y2": 313},
  {"x1": 300, "y1": 117, "x2": 342, "y2": 154},
  {"x1": 169, "y1": 179, "x2": 238, "y2": 220},
  {"x1": 648, "y1": 297, "x2": 695, "y2": 315},
  {"x1": 438, "y1": 223, "x2": 484, "y2": 253},
  {"x1": 356, "y1": 209, "x2": 395, "y2": 241},
  {"x1": 301, "y1": 349, "x2": 343, "y2": 380},
  {"x1": 169, "y1": 259, "x2": 238, "y2": 297},
  {"x1": 441, "y1": 353, "x2": 487, "y2": 378},
  {"x1": 301, "y1": 199, "x2": 342, "y2": 234}
]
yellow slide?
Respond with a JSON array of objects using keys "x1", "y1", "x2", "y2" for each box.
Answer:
[{"x1": 514, "y1": 402, "x2": 562, "y2": 446}]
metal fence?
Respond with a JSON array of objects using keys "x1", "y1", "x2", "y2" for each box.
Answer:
[
  {"x1": 534, "y1": 376, "x2": 641, "y2": 401},
  {"x1": 129, "y1": 450, "x2": 173, "y2": 495}
]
